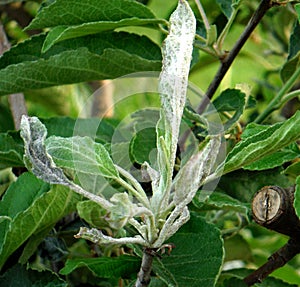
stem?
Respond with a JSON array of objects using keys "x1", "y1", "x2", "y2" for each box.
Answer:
[
  {"x1": 135, "y1": 248, "x2": 155, "y2": 287},
  {"x1": 115, "y1": 165, "x2": 151, "y2": 209},
  {"x1": 197, "y1": 0, "x2": 274, "y2": 114},
  {"x1": 0, "y1": 21, "x2": 27, "y2": 129},
  {"x1": 66, "y1": 180, "x2": 113, "y2": 210},
  {"x1": 280, "y1": 89, "x2": 300, "y2": 106},
  {"x1": 254, "y1": 65, "x2": 300, "y2": 123},
  {"x1": 194, "y1": 0, "x2": 210, "y2": 31},
  {"x1": 215, "y1": 4, "x2": 240, "y2": 52}
]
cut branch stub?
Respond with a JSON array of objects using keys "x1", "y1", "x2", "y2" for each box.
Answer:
[{"x1": 252, "y1": 186, "x2": 300, "y2": 239}]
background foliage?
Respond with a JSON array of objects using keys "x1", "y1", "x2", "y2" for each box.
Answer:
[{"x1": 0, "y1": 0, "x2": 299, "y2": 286}]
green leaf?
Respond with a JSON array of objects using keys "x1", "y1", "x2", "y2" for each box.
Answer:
[
  {"x1": 244, "y1": 144, "x2": 300, "y2": 171},
  {"x1": 283, "y1": 161, "x2": 300, "y2": 178},
  {"x1": 0, "y1": 132, "x2": 24, "y2": 169},
  {"x1": 42, "y1": 18, "x2": 165, "y2": 52},
  {"x1": 294, "y1": 176, "x2": 300, "y2": 218},
  {"x1": 0, "y1": 32, "x2": 161, "y2": 96},
  {"x1": 296, "y1": 4, "x2": 300, "y2": 22},
  {"x1": 0, "y1": 185, "x2": 80, "y2": 269},
  {"x1": 218, "y1": 168, "x2": 292, "y2": 203},
  {"x1": 0, "y1": 173, "x2": 49, "y2": 249},
  {"x1": 27, "y1": 0, "x2": 158, "y2": 29},
  {"x1": 0, "y1": 264, "x2": 67, "y2": 287},
  {"x1": 281, "y1": 52, "x2": 300, "y2": 83},
  {"x1": 222, "y1": 111, "x2": 300, "y2": 175},
  {"x1": 155, "y1": 214, "x2": 223, "y2": 287},
  {"x1": 216, "y1": 0, "x2": 240, "y2": 18},
  {"x1": 288, "y1": 22, "x2": 300, "y2": 60},
  {"x1": 46, "y1": 136, "x2": 119, "y2": 178},
  {"x1": 211, "y1": 88, "x2": 246, "y2": 130},
  {"x1": 60, "y1": 255, "x2": 140, "y2": 280},
  {"x1": 193, "y1": 191, "x2": 249, "y2": 214},
  {"x1": 42, "y1": 117, "x2": 116, "y2": 144},
  {"x1": 130, "y1": 127, "x2": 157, "y2": 165}
]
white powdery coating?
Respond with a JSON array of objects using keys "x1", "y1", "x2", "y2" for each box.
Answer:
[{"x1": 159, "y1": 0, "x2": 196, "y2": 163}]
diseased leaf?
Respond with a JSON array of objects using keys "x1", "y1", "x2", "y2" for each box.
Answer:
[
  {"x1": 154, "y1": 214, "x2": 223, "y2": 287},
  {"x1": 0, "y1": 32, "x2": 161, "y2": 96},
  {"x1": 152, "y1": 0, "x2": 196, "y2": 211},
  {"x1": 20, "y1": 116, "x2": 71, "y2": 185},
  {"x1": 0, "y1": 264, "x2": 67, "y2": 287},
  {"x1": 0, "y1": 185, "x2": 80, "y2": 269},
  {"x1": 27, "y1": 0, "x2": 158, "y2": 29},
  {"x1": 60, "y1": 255, "x2": 140, "y2": 279},
  {"x1": 222, "y1": 111, "x2": 300, "y2": 175},
  {"x1": 46, "y1": 136, "x2": 119, "y2": 178}
]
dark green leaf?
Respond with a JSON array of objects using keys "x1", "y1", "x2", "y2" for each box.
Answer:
[
  {"x1": 244, "y1": 144, "x2": 300, "y2": 171},
  {"x1": 0, "y1": 132, "x2": 24, "y2": 169},
  {"x1": 224, "y1": 234, "x2": 252, "y2": 262},
  {"x1": 0, "y1": 264, "x2": 67, "y2": 287},
  {"x1": 154, "y1": 214, "x2": 223, "y2": 287},
  {"x1": 0, "y1": 173, "x2": 49, "y2": 248},
  {"x1": 211, "y1": 89, "x2": 246, "y2": 131},
  {"x1": 0, "y1": 0, "x2": 23, "y2": 3},
  {"x1": 294, "y1": 176, "x2": 300, "y2": 218},
  {"x1": 222, "y1": 111, "x2": 300, "y2": 174},
  {"x1": 0, "y1": 32, "x2": 161, "y2": 96},
  {"x1": 216, "y1": 0, "x2": 240, "y2": 19},
  {"x1": 42, "y1": 117, "x2": 116, "y2": 143},
  {"x1": 77, "y1": 200, "x2": 109, "y2": 228},
  {"x1": 218, "y1": 168, "x2": 292, "y2": 203},
  {"x1": 27, "y1": 0, "x2": 158, "y2": 29},
  {"x1": 280, "y1": 52, "x2": 300, "y2": 83},
  {"x1": 288, "y1": 22, "x2": 300, "y2": 60},
  {"x1": 296, "y1": 4, "x2": 300, "y2": 22},
  {"x1": 193, "y1": 191, "x2": 249, "y2": 214},
  {"x1": 42, "y1": 18, "x2": 165, "y2": 52},
  {"x1": 60, "y1": 255, "x2": 140, "y2": 279},
  {"x1": 0, "y1": 185, "x2": 80, "y2": 269},
  {"x1": 130, "y1": 127, "x2": 157, "y2": 165},
  {"x1": 283, "y1": 161, "x2": 300, "y2": 178},
  {"x1": 0, "y1": 104, "x2": 14, "y2": 132}
]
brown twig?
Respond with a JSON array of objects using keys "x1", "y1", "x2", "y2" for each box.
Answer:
[
  {"x1": 244, "y1": 186, "x2": 300, "y2": 286},
  {"x1": 135, "y1": 248, "x2": 156, "y2": 287},
  {"x1": 244, "y1": 238, "x2": 300, "y2": 286},
  {"x1": 0, "y1": 21, "x2": 27, "y2": 129},
  {"x1": 196, "y1": 0, "x2": 274, "y2": 114}
]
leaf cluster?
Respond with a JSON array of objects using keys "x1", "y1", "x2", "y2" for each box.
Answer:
[{"x1": 0, "y1": 0, "x2": 299, "y2": 287}]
